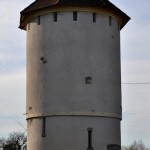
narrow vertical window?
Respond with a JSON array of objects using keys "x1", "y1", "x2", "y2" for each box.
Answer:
[
  {"x1": 42, "y1": 117, "x2": 46, "y2": 137},
  {"x1": 28, "y1": 22, "x2": 30, "y2": 30},
  {"x1": 73, "y1": 11, "x2": 77, "y2": 21},
  {"x1": 87, "y1": 128, "x2": 93, "y2": 150},
  {"x1": 109, "y1": 16, "x2": 112, "y2": 26},
  {"x1": 38, "y1": 16, "x2": 40, "y2": 25},
  {"x1": 53, "y1": 12, "x2": 57, "y2": 22},
  {"x1": 93, "y1": 13, "x2": 96, "y2": 22}
]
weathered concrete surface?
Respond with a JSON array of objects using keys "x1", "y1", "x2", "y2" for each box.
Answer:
[
  {"x1": 27, "y1": 11, "x2": 121, "y2": 150},
  {"x1": 27, "y1": 117, "x2": 121, "y2": 150}
]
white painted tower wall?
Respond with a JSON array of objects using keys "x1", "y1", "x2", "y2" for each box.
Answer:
[{"x1": 26, "y1": 11, "x2": 121, "y2": 150}]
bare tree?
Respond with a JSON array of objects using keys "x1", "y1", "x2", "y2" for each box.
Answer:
[
  {"x1": 0, "y1": 138, "x2": 6, "y2": 149},
  {"x1": 0, "y1": 132, "x2": 27, "y2": 150},
  {"x1": 130, "y1": 140, "x2": 145, "y2": 150},
  {"x1": 122, "y1": 146, "x2": 130, "y2": 150},
  {"x1": 122, "y1": 140, "x2": 150, "y2": 150}
]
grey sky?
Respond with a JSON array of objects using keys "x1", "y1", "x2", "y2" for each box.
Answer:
[
  {"x1": 0, "y1": 0, "x2": 150, "y2": 147},
  {"x1": 111, "y1": 0, "x2": 150, "y2": 146}
]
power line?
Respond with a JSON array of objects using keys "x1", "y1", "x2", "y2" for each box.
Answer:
[
  {"x1": 123, "y1": 112, "x2": 150, "y2": 116},
  {"x1": 122, "y1": 82, "x2": 150, "y2": 85}
]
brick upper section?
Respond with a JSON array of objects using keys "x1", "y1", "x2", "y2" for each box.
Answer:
[{"x1": 19, "y1": 0, "x2": 130, "y2": 30}]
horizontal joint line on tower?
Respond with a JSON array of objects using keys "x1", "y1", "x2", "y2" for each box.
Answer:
[{"x1": 26, "y1": 112, "x2": 122, "y2": 120}]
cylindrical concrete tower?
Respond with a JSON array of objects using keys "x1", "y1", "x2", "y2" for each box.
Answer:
[{"x1": 19, "y1": 0, "x2": 130, "y2": 150}]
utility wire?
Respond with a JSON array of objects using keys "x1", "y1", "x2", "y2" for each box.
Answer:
[
  {"x1": 122, "y1": 82, "x2": 150, "y2": 85},
  {"x1": 123, "y1": 112, "x2": 150, "y2": 115}
]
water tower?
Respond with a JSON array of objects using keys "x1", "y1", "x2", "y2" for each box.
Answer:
[{"x1": 19, "y1": 0, "x2": 130, "y2": 150}]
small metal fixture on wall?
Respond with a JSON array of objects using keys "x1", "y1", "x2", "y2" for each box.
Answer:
[{"x1": 85, "y1": 77, "x2": 92, "y2": 84}]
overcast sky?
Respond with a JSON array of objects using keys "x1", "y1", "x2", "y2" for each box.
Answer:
[{"x1": 0, "y1": 0, "x2": 150, "y2": 147}]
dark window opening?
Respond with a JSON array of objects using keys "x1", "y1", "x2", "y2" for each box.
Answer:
[
  {"x1": 53, "y1": 12, "x2": 57, "y2": 22},
  {"x1": 85, "y1": 77, "x2": 92, "y2": 84},
  {"x1": 38, "y1": 16, "x2": 40, "y2": 25},
  {"x1": 107, "y1": 144, "x2": 121, "y2": 150},
  {"x1": 29, "y1": 107, "x2": 32, "y2": 110},
  {"x1": 109, "y1": 16, "x2": 112, "y2": 26},
  {"x1": 73, "y1": 11, "x2": 77, "y2": 21},
  {"x1": 42, "y1": 117, "x2": 46, "y2": 137},
  {"x1": 28, "y1": 22, "x2": 30, "y2": 30},
  {"x1": 93, "y1": 13, "x2": 96, "y2": 22},
  {"x1": 87, "y1": 128, "x2": 93, "y2": 150}
]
